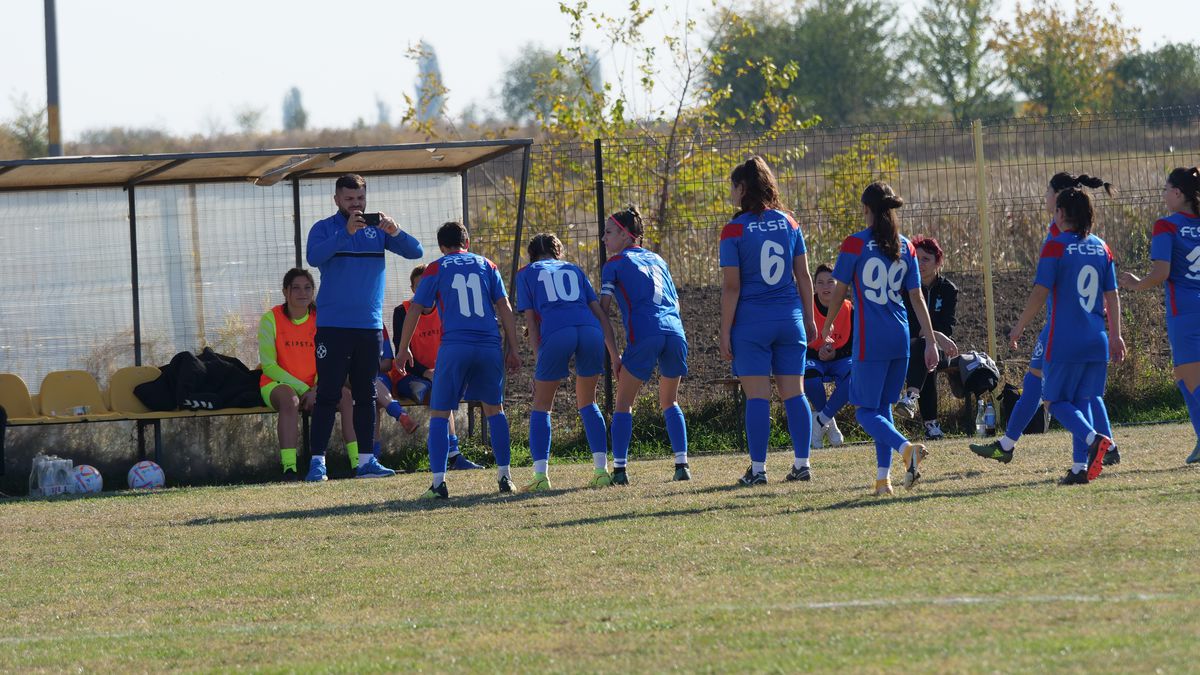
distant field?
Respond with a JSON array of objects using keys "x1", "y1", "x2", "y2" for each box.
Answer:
[{"x1": 2, "y1": 423, "x2": 1198, "y2": 672}]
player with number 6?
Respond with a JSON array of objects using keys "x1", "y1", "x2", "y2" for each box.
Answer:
[
  {"x1": 821, "y1": 182, "x2": 939, "y2": 496},
  {"x1": 397, "y1": 221, "x2": 522, "y2": 499},
  {"x1": 1011, "y1": 187, "x2": 1124, "y2": 485},
  {"x1": 599, "y1": 206, "x2": 691, "y2": 485},
  {"x1": 515, "y1": 233, "x2": 621, "y2": 490},
  {"x1": 1119, "y1": 167, "x2": 1200, "y2": 464}
]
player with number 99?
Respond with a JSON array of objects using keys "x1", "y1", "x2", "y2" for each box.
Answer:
[
  {"x1": 822, "y1": 182, "x2": 939, "y2": 496},
  {"x1": 398, "y1": 221, "x2": 523, "y2": 499},
  {"x1": 718, "y1": 156, "x2": 819, "y2": 486},
  {"x1": 1011, "y1": 188, "x2": 1124, "y2": 485}
]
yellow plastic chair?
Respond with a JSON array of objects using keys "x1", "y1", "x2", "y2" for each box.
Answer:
[
  {"x1": 0, "y1": 373, "x2": 49, "y2": 424},
  {"x1": 107, "y1": 366, "x2": 191, "y2": 419},
  {"x1": 38, "y1": 370, "x2": 123, "y2": 421}
]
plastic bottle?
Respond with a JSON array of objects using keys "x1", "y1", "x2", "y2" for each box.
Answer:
[
  {"x1": 984, "y1": 401, "x2": 997, "y2": 437},
  {"x1": 975, "y1": 400, "x2": 986, "y2": 437}
]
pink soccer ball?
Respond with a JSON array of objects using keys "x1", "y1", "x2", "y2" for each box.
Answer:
[
  {"x1": 71, "y1": 465, "x2": 103, "y2": 494},
  {"x1": 127, "y1": 460, "x2": 165, "y2": 489}
]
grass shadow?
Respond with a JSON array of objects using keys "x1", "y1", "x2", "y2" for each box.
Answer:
[{"x1": 546, "y1": 502, "x2": 750, "y2": 529}]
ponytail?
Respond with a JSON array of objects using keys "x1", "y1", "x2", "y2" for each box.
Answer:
[
  {"x1": 527, "y1": 233, "x2": 564, "y2": 262},
  {"x1": 1048, "y1": 171, "x2": 1115, "y2": 197},
  {"x1": 729, "y1": 156, "x2": 783, "y2": 214},
  {"x1": 609, "y1": 205, "x2": 645, "y2": 246},
  {"x1": 1167, "y1": 166, "x2": 1200, "y2": 215},
  {"x1": 861, "y1": 182, "x2": 904, "y2": 261},
  {"x1": 1055, "y1": 187, "x2": 1095, "y2": 238}
]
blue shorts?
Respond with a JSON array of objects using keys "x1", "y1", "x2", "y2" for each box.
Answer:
[
  {"x1": 394, "y1": 374, "x2": 432, "y2": 404},
  {"x1": 430, "y1": 343, "x2": 504, "y2": 410},
  {"x1": 1029, "y1": 325, "x2": 1050, "y2": 371},
  {"x1": 850, "y1": 357, "x2": 907, "y2": 409},
  {"x1": 1167, "y1": 312, "x2": 1200, "y2": 367},
  {"x1": 536, "y1": 325, "x2": 605, "y2": 381},
  {"x1": 730, "y1": 319, "x2": 807, "y2": 377},
  {"x1": 805, "y1": 356, "x2": 852, "y2": 382},
  {"x1": 621, "y1": 333, "x2": 688, "y2": 382},
  {"x1": 1043, "y1": 360, "x2": 1107, "y2": 403}
]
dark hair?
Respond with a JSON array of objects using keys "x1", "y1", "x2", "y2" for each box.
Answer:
[
  {"x1": 814, "y1": 262, "x2": 834, "y2": 277},
  {"x1": 1055, "y1": 188, "x2": 1094, "y2": 238},
  {"x1": 609, "y1": 205, "x2": 645, "y2": 244},
  {"x1": 409, "y1": 264, "x2": 426, "y2": 288},
  {"x1": 437, "y1": 221, "x2": 469, "y2": 249},
  {"x1": 1048, "y1": 172, "x2": 1114, "y2": 197},
  {"x1": 335, "y1": 174, "x2": 366, "y2": 191},
  {"x1": 729, "y1": 156, "x2": 783, "y2": 214},
  {"x1": 861, "y1": 182, "x2": 905, "y2": 261},
  {"x1": 527, "y1": 233, "x2": 564, "y2": 261},
  {"x1": 912, "y1": 236, "x2": 944, "y2": 265},
  {"x1": 1167, "y1": 166, "x2": 1200, "y2": 215},
  {"x1": 281, "y1": 268, "x2": 316, "y2": 320}
]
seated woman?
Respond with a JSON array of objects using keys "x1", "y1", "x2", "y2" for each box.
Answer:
[
  {"x1": 898, "y1": 236, "x2": 959, "y2": 439},
  {"x1": 259, "y1": 268, "x2": 363, "y2": 480},
  {"x1": 804, "y1": 263, "x2": 852, "y2": 448}
]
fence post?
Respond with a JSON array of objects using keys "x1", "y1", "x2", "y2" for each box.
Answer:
[
  {"x1": 594, "y1": 138, "x2": 613, "y2": 415},
  {"x1": 972, "y1": 119, "x2": 998, "y2": 360}
]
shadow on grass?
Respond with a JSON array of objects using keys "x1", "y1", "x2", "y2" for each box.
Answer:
[{"x1": 545, "y1": 501, "x2": 751, "y2": 528}]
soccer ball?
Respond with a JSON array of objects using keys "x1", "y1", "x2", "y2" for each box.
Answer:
[
  {"x1": 70, "y1": 465, "x2": 103, "y2": 494},
  {"x1": 127, "y1": 460, "x2": 165, "y2": 489}
]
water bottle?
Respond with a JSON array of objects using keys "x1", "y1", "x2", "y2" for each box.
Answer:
[
  {"x1": 984, "y1": 402, "x2": 997, "y2": 437},
  {"x1": 975, "y1": 400, "x2": 986, "y2": 437}
]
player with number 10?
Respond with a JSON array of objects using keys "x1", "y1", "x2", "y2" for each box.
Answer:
[{"x1": 397, "y1": 221, "x2": 522, "y2": 499}]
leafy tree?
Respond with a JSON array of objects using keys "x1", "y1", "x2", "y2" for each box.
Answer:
[
  {"x1": 996, "y1": 0, "x2": 1137, "y2": 115},
  {"x1": 2, "y1": 95, "x2": 48, "y2": 158},
  {"x1": 233, "y1": 105, "x2": 265, "y2": 135},
  {"x1": 813, "y1": 133, "x2": 899, "y2": 262},
  {"x1": 907, "y1": 0, "x2": 1013, "y2": 122},
  {"x1": 282, "y1": 86, "x2": 308, "y2": 131},
  {"x1": 499, "y1": 44, "x2": 602, "y2": 124},
  {"x1": 705, "y1": 0, "x2": 902, "y2": 127},
  {"x1": 414, "y1": 40, "x2": 446, "y2": 124},
  {"x1": 1112, "y1": 42, "x2": 1200, "y2": 111}
]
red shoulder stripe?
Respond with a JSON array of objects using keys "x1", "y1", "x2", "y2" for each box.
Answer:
[
  {"x1": 785, "y1": 213, "x2": 800, "y2": 230},
  {"x1": 421, "y1": 261, "x2": 440, "y2": 277},
  {"x1": 1040, "y1": 241, "x2": 1065, "y2": 259},
  {"x1": 1153, "y1": 219, "x2": 1178, "y2": 237},
  {"x1": 720, "y1": 223, "x2": 743, "y2": 241},
  {"x1": 839, "y1": 236, "x2": 864, "y2": 255},
  {"x1": 905, "y1": 240, "x2": 916, "y2": 257}
]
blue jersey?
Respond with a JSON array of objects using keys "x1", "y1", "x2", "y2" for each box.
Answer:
[
  {"x1": 718, "y1": 209, "x2": 806, "y2": 324},
  {"x1": 831, "y1": 230, "x2": 920, "y2": 361},
  {"x1": 600, "y1": 247, "x2": 685, "y2": 344},
  {"x1": 1035, "y1": 232, "x2": 1116, "y2": 363},
  {"x1": 515, "y1": 259, "x2": 600, "y2": 338},
  {"x1": 1150, "y1": 212, "x2": 1200, "y2": 318},
  {"x1": 412, "y1": 252, "x2": 506, "y2": 347}
]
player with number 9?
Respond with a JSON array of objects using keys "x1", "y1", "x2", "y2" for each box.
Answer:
[
  {"x1": 398, "y1": 221, "x2": 523, "y2": 499},
  {"x1": 1011, "y1": 187, "x2": 1124, "y2": 484},
  {"x1": 821, "y1": 182, "x2": 938, "y2": 495},
  {"x1": 718, "y1": 156, "x2": 819, "y2": 486},
  {"x1": 515, "y1": 233, "x2": 621, "y2": 490},
  {"x1": 600, "y1": 205, "x2": 691, "y2": 484},
  {"x1": 1119, "y1": 166, "x2": 1200, "y2": 464}
]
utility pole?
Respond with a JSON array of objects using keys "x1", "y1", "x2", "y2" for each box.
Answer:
[{"x1": 45, "y1": 0, "x2": 62, "y2": 156}]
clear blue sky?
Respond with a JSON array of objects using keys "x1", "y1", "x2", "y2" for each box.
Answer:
[{"x1": 0, "y1": 0, "x2": 1191, "y2": 140}]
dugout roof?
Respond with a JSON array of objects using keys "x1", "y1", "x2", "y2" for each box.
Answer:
[{"x1": 0, "y1": 139, "x2": 532, "y2": 191}]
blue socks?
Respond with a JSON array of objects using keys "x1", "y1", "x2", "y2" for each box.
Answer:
[
  {"x1": 823, "y1": 379, "x2": 851, "y2": 419},
  {"x1": 663, "y1": 404, "x2": 688, "y2": 462},
  {"x1": 804, "y1": 378, "x2": 827, "y2": 412},
  {"x1": 386, "y1": 400, "x2": 403, "y2": 419},
  {"x1": 1179, "y1": 381, "x2": 1200, "y2": 440},
  {"x1": 488, "y1": 413, "x2": 511, "y2": 468},
  {"x1": 578, "y1": 404, "x2": 608, "y2": 456},
  {"x1": 427, "y1": 416, "x2": 449, "y2": 476},
  {"x1": 612, "y1": 411, "x2": 633, "y2": 468},
  {"x1": 1048, "y1": 401, "x2": 1095, "y2": 465},
  {"x1": 745, "y1": 398, "x2": 771, "y2": 463},
  {"x1": 1005, "y1": 371, "x2": 1043, "y2": 441},
  {"x1": 448, "y1": 434, "x2": 460, "y2": 457},
  {"x1": 529, "y1": 411, "x2": 551, "y2": 463},
  {"x1": 1089, "y1": 396, "x2": 1113, "y2": 441},
  {"x1": 784, "y1": 394, "x2": 812, "y2": 460},
  {"x1": 855, "y1": 406, "x2": 907, "y2": 465}
]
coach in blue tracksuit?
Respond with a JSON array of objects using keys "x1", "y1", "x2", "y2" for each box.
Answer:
[{"x1": 304, "y1": 174, "x2": 424, "y2": 482}]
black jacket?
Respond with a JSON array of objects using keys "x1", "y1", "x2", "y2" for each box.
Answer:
[
  {"x1": 134, "y1": 348, "x2": 264, "y2": 411},
  {"x1": 904, "y1": 274, "x2": 958, "y2": 340}
]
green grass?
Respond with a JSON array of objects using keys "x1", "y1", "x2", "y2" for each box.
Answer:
[{"x1": 2, "y1": 424, "x2": 1199, "y2": 671}]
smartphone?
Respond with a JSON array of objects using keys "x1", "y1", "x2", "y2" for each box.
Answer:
[{"x1": 360, "y1": 212, "x2": 382, "y2": 227}]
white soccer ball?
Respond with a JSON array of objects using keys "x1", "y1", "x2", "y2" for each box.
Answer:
[
  {"x1": 70, "y1": 465, "x2": 103, "y2": 494},
  {"x1": 127, "y1": 460, "x2": 165, "y2": 489}
]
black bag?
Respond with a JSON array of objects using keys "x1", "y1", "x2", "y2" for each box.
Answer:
[
  {"x1": 947, "y1": 351, "x2": 1000, "y2": 397},
  {"x1": 134, "y1": 348, "x2": 263, "y2": 411},
  {"x1": 998, "y1": 382, "x2": 1050, "y2": 434}
]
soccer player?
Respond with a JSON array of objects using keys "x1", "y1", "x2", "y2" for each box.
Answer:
[
  {"x1": 391, "y1": 265, "x2": 481, "y2": 470},
  {"x1": 972, "y1": 172, "x2": 1116, "y2": 464},
  {"x1": 258, "y1": 268, "x2": 358, "y2": 480},
  {"x1": 304, "y1": 174, "x2": 423, "y2": 481},
  {"x1": 1119, "y1": 167, "x2": 1200, "y2": 464},
  {"x1": 821, "y1": 182, "x2": 939, "y2": 496},
  {"x1": 1010, "y1": 187, "x2": 1124, "y2": 484},
  {"x1": 397, "y1": 221, "x2": 521, "y2": 499},
  {"x1": 516, "y1": 233, "x2": 620, "y2": 490},
  {"x1": 600, "y1": 205, "x2": 690, "y2": 484},
  {"x1": 805, "y1": 263, "x2": 852, "y2": 449},
  {"x1": 718, "y1": 156, "x2": 818, "y2": 485}
]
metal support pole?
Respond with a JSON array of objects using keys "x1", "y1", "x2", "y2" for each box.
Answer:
[
  {"x1": 594, "y1": 139, "x2": 612, "y2": 415},
  {"x1": 460, "y1": 169, "x2": 470, "y2": 228},
  {"x1": 509, "y1": 145, "x2": 532, "y2": 291},
  {"x1": 44, "y1": 0, "x2": 62, "y2": 156},
  {"x1": 291, "y1": 178, "x2": 303, "y2": 268},
  {"x1": 973, "y1": 119, "x2": 998, "y2": 360},
  {"x1": 128, "y1": 186, "x2": 142, "y2": 366}
]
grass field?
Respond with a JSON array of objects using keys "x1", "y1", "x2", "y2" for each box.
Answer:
[{"x1": 2, "y1": 423, "x2": 1199, "y2": 672}]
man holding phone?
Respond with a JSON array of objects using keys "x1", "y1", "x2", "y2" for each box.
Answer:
[{"x1": 303, "y1": 173, "x2": 424, "y2": 481}]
